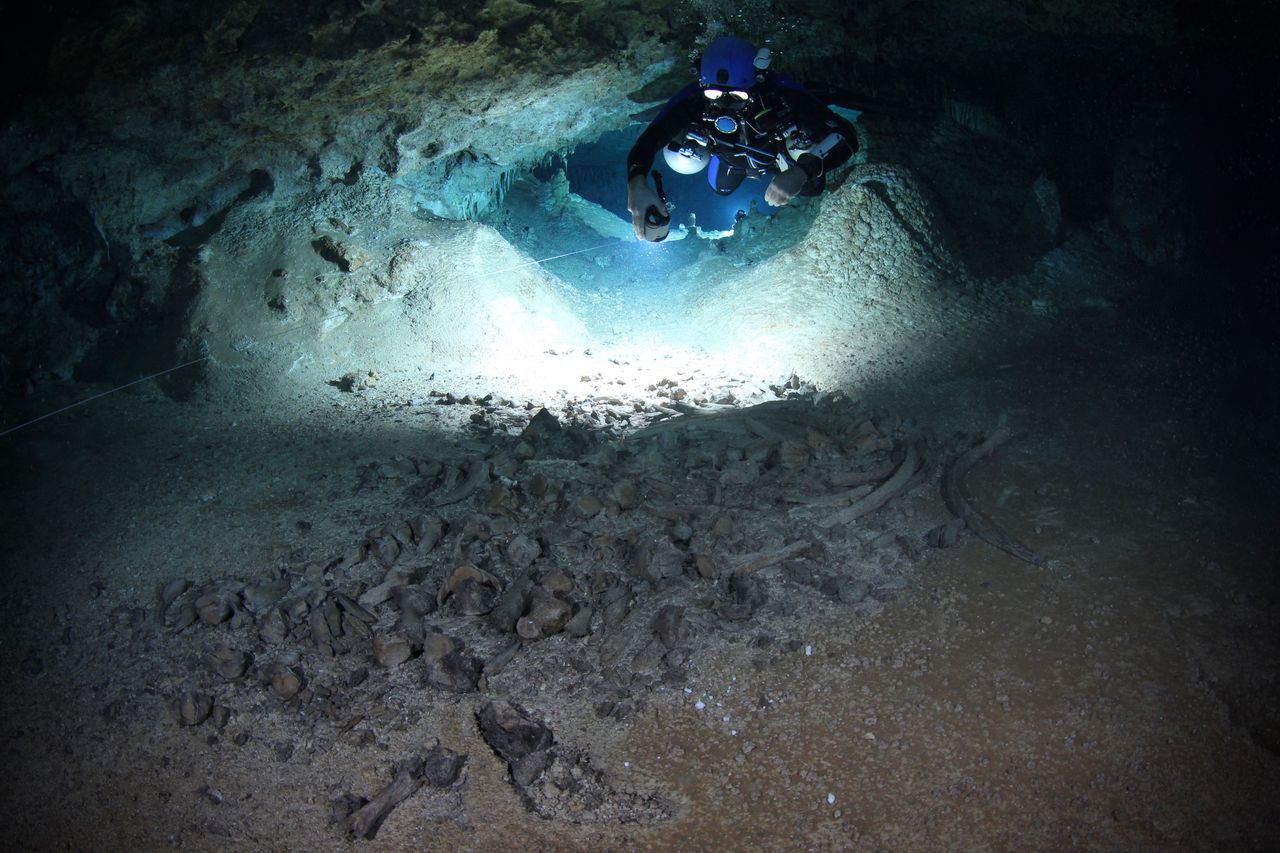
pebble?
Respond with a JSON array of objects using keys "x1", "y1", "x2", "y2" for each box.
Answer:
[
  {"x1": 195, "y1": 592, "x2": 232, "y2": 626},
  {"x1": 242, "y1": 580, "x2": 289, "y2": 613},
  {"x1": 258, "y1": 608, "x2": 289, "y2": 645},
  {"x1": 159, "y1": 578, "x2": 191, "y2": 610},
  {"x1": 207, "y1": 647, "x2": 253, "y2": 680},
  {"x1": 176, "y1": 692, "x2": 213, "y2": 726},
  {"x1": 343, "y1": 611, "x2": 372, "y2": 640},
  {"x1": 506, "y1": 534, "x2": 542, "y2": 569},
  {"x1": 264, "y1": 664, "x2": 303, "y2": 700},
  {"x1": 371, "y1": 632, "x2": 414, "y2": 668},
  {"x1": 563, "y1": 605, "x2": 593, "y2": 638},
  {"x1": 476, "y1": 699, "x2": 553, "y2": 765},
  {"x1": 653, "y1": 605, "x2": 689, "y2": 649},
  {"x1": 540, "y1": 570, "x2": 573, "y2": 595},
  {"x1": 423, "y1": 650, "x2": 482, "y2": 693},
  {"x1": 576, "y1": 494, "x2": 604, "y2": 518},
  {"x1": 421, "y1": 743, "x2": 467, "y2": 788},
  {"x1": 170, "y1": 601, "x2": 198, "y2": 631},
  {"x1": 631, "y1": 536, "x2": 687, "y2": 582},
  {"x1": 694, "y1": 554, "x2": 719, "y2": 579},
  {"x1": 421, "y1": 633, "x2": 456, "y2": 663},
  {"x1": 516, "y1": 593, "x2": 572, "y2": 641}
]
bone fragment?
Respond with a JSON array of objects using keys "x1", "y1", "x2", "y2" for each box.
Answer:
[
  {"x1": 729, "y1": 539, "x2": 812, "y2": 574},
  {"x1": 817, "y1": 442, "x2": 921, "y2": 529},
  {"x1": 432, "y1": 459, "x2": 492, "y2": 507},
  {"x1": 343, "y1": 757, "x2": 426, "y2": 839},
  {"x1": 943, "y1": 428, "x2": 1045, "y2": 566}
]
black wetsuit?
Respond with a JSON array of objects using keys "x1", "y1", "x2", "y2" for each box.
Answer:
[{"x1": 627, "y1": 73, "x2": 859, "y2": 196}]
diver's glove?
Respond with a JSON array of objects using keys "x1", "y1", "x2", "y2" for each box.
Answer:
[
  {"x1": 764, "y1": 166, "x2": 810, "y2": 207},
  {"x1": 627, "y1": 174, "x2": 669, "y2": 242}
]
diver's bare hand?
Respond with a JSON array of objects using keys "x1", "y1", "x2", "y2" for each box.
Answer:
[
  {"x1": 765, "y1": 167, "x2": 809, "y2": 206},
  {"x1": 627, "y1": 175, "x2": 666, "y2": 241}
]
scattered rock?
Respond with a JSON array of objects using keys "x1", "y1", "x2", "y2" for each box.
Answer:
[
  {"x1": 423, "y1": 650, "x2": 482, "y2": 693},
  {"x1": 170, "y1": 600, "x2": 199, "y2": 632},
  {"x1": 159, "y1": 578, "x2": 191, "y2": 611},
  {"x1": 409, "y1": 514, "x2": 444, "y2": 553},
  {"x1": 521, "y1": 408, "x2": 562, "y2": 444},
  {"x1": 421, "y1": 633, "x2": 456, "y2": 663},
  {"x1": 210, "y1": 705, "x2": 231, "y2": 730},
  {"x1": 343, "y1": 610, "x2": 373, "y2": 640},
  {"x1": 314, "y1": 235, "x2": 369, "y2": 273},
  {"x1": 207, "y1": 647, "x2": 253, "y2": 680},
  {"x1": 718, "y1": 571, "x2": 768, "y2": 622},
  {"x1": 631, "y1": 536, "x2": 687, "y2": 582},
  {"x1": 511, "y1": 749, "x2": 551, "y2": 787},
  {"x1": 505, "y1": 534, "x2": 542, "y2": 569},
  {"x1": 195, "y1": 590, "x2": 233, "y2": 625},
  {"x1": 694, "y1": 554, "x2": 720, "y2": 579},
  {"x1": 367, "y1": 532, "x2": 400, "y2": 568},
  {"x1": 563, "y1": 605, "x2": 593, "y2": 638},
  {"x1": 335, "y1": 369, "x2": 380, "y2": 393},
  {"x1": 176, "y1": 692, "x2": 213, "y2": 726},
  {"x1": 372, "y1": 632, "x2": 415, "y2": 668},
  {"x1": 258, "y1": 608, "x2": 289, "y2": 645},
  {"x1": 483, "y1": 640, "x2": 522, "y2": 678},
  {"x1": 359, "y1": 566, "x2": 413, "y2": 609},
  {"x1": 653, "y1": 605, "x2": 690, "y2": 649},
  {"x1": 262, "y1": 663, "x2": 304, "y2": 701},
  {"x1": 391, "y1": 584, "x2": 437, "y2": 621},
  {"x1": 928, "y1": 517, "x2": 966, "y2": 548},
  {"x1": 242, "y1": 580, "x2": 289, "y2": 613},
  {"x1": 421, "y1": 743, "x2": 467, "y2": 788},
  {"x1": 334, "y1": 592, "x2": 375, "y2": 625},
  {"x1": 440, "y1": 564, "x2": 502, "y2": 616},
  {"x1": 489, "y1": 572, "x2": 533, "y2": 633},
  {"x1": 515, "y1": 591, "x2": 572, "y2": 641},
  {"x1": 576, "y1": 494, "x2": 604, "y2": 518},
  {"x1": 540, "y1": 570, "x2": 573, "y2": 595},
  {"x1": 476, "y1": 699, "x2": 553, "y2": 766}
]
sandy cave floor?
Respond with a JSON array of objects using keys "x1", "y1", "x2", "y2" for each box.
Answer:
[{"x1": 0, "y1": 279, "x2": 1277, "y2": 851}]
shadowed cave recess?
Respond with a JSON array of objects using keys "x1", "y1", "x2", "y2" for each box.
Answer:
[{"x1": 1, "y1": 1, "x2": 1277, "y2": 850}]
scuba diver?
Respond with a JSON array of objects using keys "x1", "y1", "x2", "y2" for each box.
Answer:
[{"x1": 626, "y1": 36, "x2": 859, "y2": 242}]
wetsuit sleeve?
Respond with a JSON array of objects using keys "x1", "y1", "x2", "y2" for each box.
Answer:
[{"x1": 627, "y1": 84, "x2": 704, "y2": 180}]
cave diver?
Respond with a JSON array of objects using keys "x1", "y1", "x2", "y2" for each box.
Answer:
[{"x1": 626, "y1": 36, "x2": 859, "y2": 242}]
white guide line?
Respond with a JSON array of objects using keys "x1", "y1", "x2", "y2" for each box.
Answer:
[{"x1": 0, "y1": 240, "x2": 622, "y2": 438}]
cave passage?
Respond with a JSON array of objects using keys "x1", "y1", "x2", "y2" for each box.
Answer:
[{"x1": 472, "y1": 121, "x2": 835, "y2": 364}]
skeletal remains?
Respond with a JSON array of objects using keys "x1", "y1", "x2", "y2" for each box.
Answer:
[{"x1": 155, "y1": 388, "x2": 1044, "y2": 834}]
